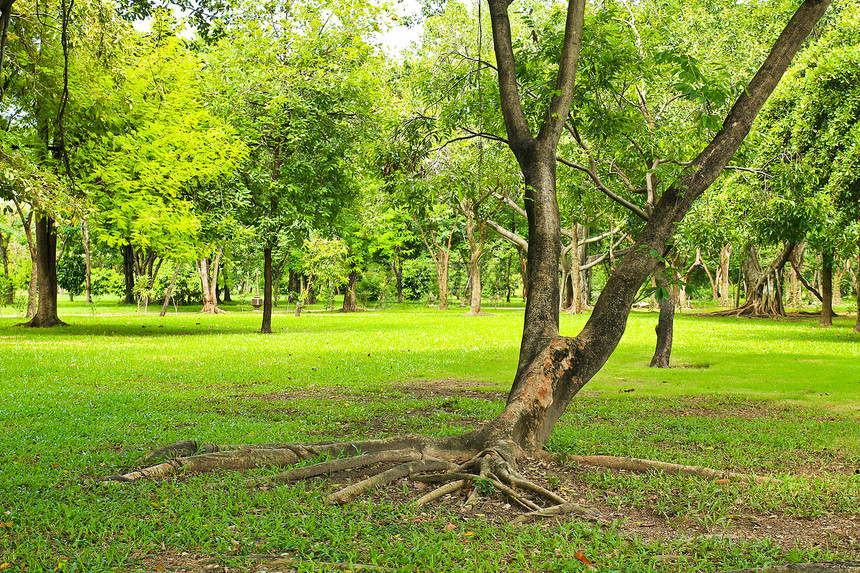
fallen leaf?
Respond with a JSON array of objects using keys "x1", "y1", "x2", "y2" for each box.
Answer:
[
  {"x1": 444, "y1": 523, "x2": 456, "y2": 532},
  {"x1": 0, "y1": 563, "x2": 10, "y2": 571},
  {"x1": 574, "y1": 552, "x2": 593, "y2": 566},
  {"x1": 463, "y1": 531, "x2": 474, "y2": 537}
]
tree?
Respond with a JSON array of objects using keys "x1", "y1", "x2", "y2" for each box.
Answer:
[
  {"x1": 113, "y1": 0, "x2": 832, "y2": 515},
  {"x1": 206, "y1": 0, "x2": 384, "y2": 331},
  {"x1": 76, "y1": 14, "x2": 246, "y2": 313}
]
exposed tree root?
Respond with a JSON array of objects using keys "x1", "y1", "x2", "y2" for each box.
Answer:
[
  {"x1": 511, "y1": 501, "x2": 604, "y2": 525},
  {"x1": 106, "y1": 436, "x2": 609, "y2": 518},
  {"x1": 107, "y1": 437, "x2": 780, "y2": 525},
  {"x1": 563, "y1": 455, "x2": 779, "y2": 484},
  {"x1": 415, "y1": 479, "x2": 468, "y2": 507}
]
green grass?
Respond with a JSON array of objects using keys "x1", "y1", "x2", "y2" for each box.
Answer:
[{"x1": 0, "y1": 301, "x2": 858, "y2": 572}]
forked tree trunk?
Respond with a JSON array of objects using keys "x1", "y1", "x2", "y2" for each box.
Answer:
[
  {"x1": 197, "y1": 251, "x2": 224, "y2": 314},
  {"x1": 341, "y1": 269, "x2": 359, "y2": 312},
  {"x1": 261, "y1": 247, "x2": 273, "y2": 333},
  {"x1": 723, "y1": 244, "x2": 793, "y2": 317},
  {"x1": 478, "y1": 0, "x2": 829, "y2": 452},
  {"x1": 650, "y1": 263, "x2": 674, "y2": 368},
  {"x1": 20, "y1": 216, "x2": 66, "y2": 327},
  {"x1": 819, "y1": 249, "x2": 833, "y2": 327}
]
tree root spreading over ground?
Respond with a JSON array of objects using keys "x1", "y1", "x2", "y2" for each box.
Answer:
[{"x1": 105, "y1": 436, "x2": 779, "y2": 524}]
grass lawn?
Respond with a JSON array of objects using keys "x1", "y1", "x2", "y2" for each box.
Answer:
[{"x1": 0, "y1": 300, "x2": 858, "y2": 572}]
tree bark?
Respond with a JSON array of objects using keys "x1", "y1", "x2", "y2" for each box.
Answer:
[
  {"x1": 197, "y1": 251, "x2": 224, "y2": 314},
  {"x1": 394, "y1": 261, "x2": 404, "y2": 304},
  {"x1": 463, "y1": 197, "x2": 486, "y2": 316},
  {"x1": 122, "y1": 244, "x2": 135, "y2": 304},
  {"x1": 482, "y1": 0, "x2": 829, "y2": 451},
  {"x1": 855, "y1": 234, "x2": 860, "y2": 334},
  {"x1": 720, "y1": 244, "x2": 793, "y2": 317},
  {"x1": 819, "y1": 248, "x2": 833, "y2": 327},
  {"x1": 719, "y1": 243, "x2": 732, "y2": 305},
  {"x1": 788, "y1": 242, "x2": 806, "y2": 308},
  {"x1": 20, "y1": 216, "x2": 66, "y2": 327},
  {"x1": 261, "y1": 247, "x2": 273, "y2": 333},
  {"x1": 159, "y1": 263, "x2": 182, "y2": 317},
  {"x1": 82, "y1": 220, "x2": 92, "y2": 304},
  {"x1": 341, "y1": 268, "x2": 359, "y2": 312},
  {"x1": 0, "y1": 230, "x2": 11, "y2": 304},
  {"x1": 650, "y1": 263, "x2": 674, "y2": 368}
]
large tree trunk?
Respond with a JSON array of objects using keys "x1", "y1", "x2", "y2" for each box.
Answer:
[
  {"x1": 650, "y1": 263, "x2": 674, "y2": 368},
  {"x1": 819, "y1": 249, "x2": 833, "y2": 327},
  {"x1": 341, "y1": 268, "x2": 359, "y2": 312},
  {"x1": 481, "y1": 0, "x2": 828, "y2": 451},
  {"x1": 261, "y1": 247, "x2": 273, "y2": 333},
  {"x1": 720, "y1": 244, "x2": 793, "y2": 317},
  {"x1": 122, "y1": 244, "x2": 135, "y2": 304},
  {"x1": 20, "y1": 216, "x2": 66, "y2": 327}
]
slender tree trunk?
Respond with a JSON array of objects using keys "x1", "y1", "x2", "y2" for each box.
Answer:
[
  {"x1": 855, "y1": 234, "x2": 860, "y2": 334},
  {"x1": 26, "y1": 263, "x2": 37, "y2": 317},
  {"x1": 395, "y1": 262, "x2": 404, "y2": 304},
  {"x1": 223, "y1": 269, "x2": 233, "y2": 303},
  {"x1": 464, "y1": 202, "x2": 486, "y2": 316},
  {"x1": 341, "y1": 268, "x2": 359, "y2": 312},
  {"x1": 436, "y1": 249, "x2": 450, "y2": 310},
  {"x1": 159, "y1": 263, "x2": 182, "y2": 317},
  {"x1": 82, "y1": 220, "x2": 92, "y2": 304},
  {"x1": 819, "y1": 248, "x2": 833, "y2": 327},
  {"x1": 505, "y1": 251, "x2": 512, "y2": 303},
  {"x1": 261, "y1": 247, "x2": 273, "y2": 333},
  {"x1": 719, "y1": 243, "x2": 732, "y2": 305},
  {"x1": 0, "y1": 232, "x2": 12, "y2": 304},
  {"x1": 122, "y1": 244, "x2": 135, "y2": 304},
  {"x1": 518, "y1": 247, "x2": 528, "y2": 300},
  {"x1": 20, "y1": 216, "x2": 66, "y2": 327},
  {"x1": 650, "y1": 263, "x2": 674, "y2": 368},
  {"x1": 832, "y1": 258, "x2": 845, "y2": 306}
]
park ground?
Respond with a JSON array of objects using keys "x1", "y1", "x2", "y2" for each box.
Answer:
[{"x1": 0, "y1": 298, "x2": 858, "y2": 572}]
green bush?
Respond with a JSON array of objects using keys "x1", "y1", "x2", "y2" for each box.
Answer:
[
  {"x1": 153, "y1": 264, "x2": 202, "y2": 306},
  {"x1": 90, "y1": 267, "x2": 125, "y2": 297},
  {"x1": 57, "y1": 254, "x2": 87, "y2": 298}
]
